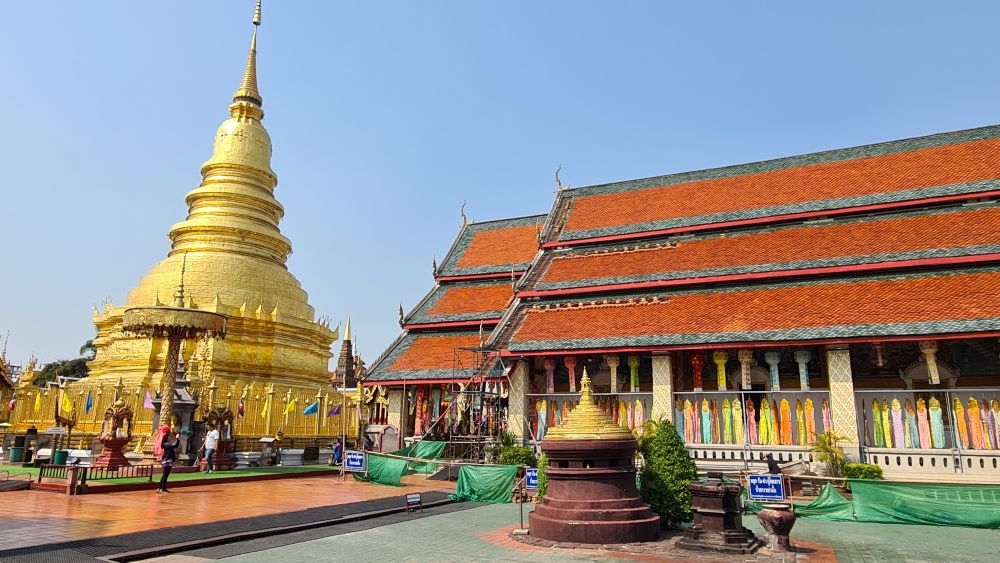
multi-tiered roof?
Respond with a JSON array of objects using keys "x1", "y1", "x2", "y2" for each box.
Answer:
[
  {"x1": 491, "y1": 124, "x2": 1000, "y2": 355},
  {"x1": 366, "y1": 215, "x2": 546, "y2": 384}
]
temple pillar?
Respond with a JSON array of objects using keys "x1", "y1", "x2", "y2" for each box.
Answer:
[
  {"x1": 794, "y1": 350, "x2": 812, "y2": 391},
  {"x1": 387, "y1": 389, "x2": 403, "y2": 431},
  {"x1": 691, "y1": 353, "x2": 704, "y2": 392},
  {"x1": 543, "y1": 358, "x2": 556, "y2": 394},
  {"x1": 564, "y1": 356, "x2": 578, "y2": 392},
  {"x1": 627, "y1": 355, "x2": 640, "y2": 392},
  {"x1": 764, "y1": 351, "x2": 781, "y2": 391},
  {"x1": 737, "y1": 349, "x2": 753, "y2": 390},
  {"x1": 604, "y1": 354, "x2": 620, "y2": 394},
  {"x1": 651, "y1": 352, "x2": 674, "y2": 422},
  {"x1": 508, "y1": 360, "x2": 529, "y2": 443},
  {"x1": 825, "y1": 346, "x2": 860, "y2": 461},
  {"x1": 712, "y1": 350, "x2": 728, "y2": 391}
]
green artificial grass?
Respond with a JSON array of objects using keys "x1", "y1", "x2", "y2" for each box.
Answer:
[{"x1": 1, "y1": 462, "x2": 340, "y2": 486}]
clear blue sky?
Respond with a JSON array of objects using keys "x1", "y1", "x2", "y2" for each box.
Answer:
[{"x1": 3, "y1": 1, "x2": 999, "y2": 367}]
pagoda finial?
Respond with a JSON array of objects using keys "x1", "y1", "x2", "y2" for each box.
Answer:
[
  {"x1": 460, "y1": 201, "x2": 468, "y2": 226},
  {"x1": 233, "y1": 1, "x2": 263, "y2": 107},
  {"x1": 172, "y1": 252, "x2": 189, "y2": 308},
  {"x1": 344, "y1": 313, "x2": 352, "y2": 342}
]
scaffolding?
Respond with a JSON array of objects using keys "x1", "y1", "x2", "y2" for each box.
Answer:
[{"x1": 405, "y1": 345, "x2": 507, "y2": 465}]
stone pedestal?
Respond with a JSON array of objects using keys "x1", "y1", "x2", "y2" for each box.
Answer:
[
  {"x1": 677, "y1": 472, "x2": 762, "y2": 554},
  {"x1": 92, "y1": 437, "x2": 131, "y2": 470},
  {"x1": 529, "y1": 438, "x2": 660, "y2": 543}
]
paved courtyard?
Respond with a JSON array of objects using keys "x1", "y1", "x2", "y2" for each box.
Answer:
[
  {"x1": 158, "y1": 502, "x2": 1000, "y2": 563},
  {"x1": 0, "y1": 473, "x2": 446, "y2": 551}
]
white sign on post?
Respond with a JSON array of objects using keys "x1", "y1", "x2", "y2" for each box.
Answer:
[{"x1": 45, "y1": 427, "x2": 67, "y2": 435}]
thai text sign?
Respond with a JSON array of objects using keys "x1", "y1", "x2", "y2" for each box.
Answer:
[
  {"x1": 525, "y1": 468, "x2": 539, "y2": 490},
  {"x1": 345, "y1": 450, "x2": 365, "y2": 472},
  {"x1": 747, "y1": 475, "x2": 785, "y2": 501},
  {"x1": 45, "y1": 427, "x2": 67, "y2": 435}
]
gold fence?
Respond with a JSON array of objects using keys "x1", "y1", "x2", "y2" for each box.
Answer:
[{"x1": 7, "y1": 379, "x2": 359, "y2": 441}]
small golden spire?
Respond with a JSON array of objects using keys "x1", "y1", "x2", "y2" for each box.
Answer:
[
  {"x1": 545, "y1": 367, "x2": 634, "y2": 441},
  {"x1": 233, "y1": 1, "x2": 263, "y2": 106}
]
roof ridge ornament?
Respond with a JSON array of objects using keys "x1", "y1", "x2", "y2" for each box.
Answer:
[
  {"x1": 555, "y1": 164, "x2": 563, "y2": 192},
  {"x1": 460, "y1": 201, "x2": 469, "y2": 226}
]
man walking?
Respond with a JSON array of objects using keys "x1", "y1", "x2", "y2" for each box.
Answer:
[{"x1": 202, "y1": 424, "x2": 220, "y2": 473}]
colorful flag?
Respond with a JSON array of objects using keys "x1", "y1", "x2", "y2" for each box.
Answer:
[
  {"x1": 60, "y1": 391, "x2": 73, "y2": 414},
  {"x1": 8, "y1": 396, "x2": 16, "y2": 412},
  {"x1": 143, "y1": 391, "x2": 154, "y2": 409},
  {"x1": 261, "y1": 396, "x2": 270, "y2": 419},
  {"x1": 284, "y1": 398, "x2": 297, "y2": 415},
  {"x1": 85, "y1": 391, "x2": 93, "y2": 414},
  {"x1": 303, "y1": 401, "x2": 319, "y2": 416},
  {"x1": 238, "y1": 396, "x2": 245, "y2": 418},
  {"x1": 327, "y1": 405, "x2": 341, "y2": 417},
  {"x1": 33, "y1": 392, "x2": 41, "y2": 412}
]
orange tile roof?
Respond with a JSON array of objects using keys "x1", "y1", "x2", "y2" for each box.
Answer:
[
  {"x1": 426, "y1": 283, "x2": 513, "y2": 317},
  {"x1": 389, "y1": 333, "x2": 481, "y2": 372},
  {"x1": 509, "y1": 269, "x2": 1000, "y2": 349},
  {"x1": 457, "y1": 224, "x2": 540, "y2": 269},
  {"x1": 540, "y1": 206, "x2": 1000, "y2": 288},
  {"x1": 561, "y1": 133, "x2": 1000, "y2": 239}
]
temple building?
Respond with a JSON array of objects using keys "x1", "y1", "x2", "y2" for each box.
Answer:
[
  {"x1": 371, "y1": 125, "x2": 1000, "y2": 483},
  {"x1": 365, "y1": 215, "x2": 545, "y2": 444},
  {"x1": 8, "y1": 2, "x2": 356, "y2": 444}
]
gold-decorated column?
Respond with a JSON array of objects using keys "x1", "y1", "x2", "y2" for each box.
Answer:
[
  {"x1": 825, "y1": 346, "x2": 860, "y2": 461},
  {"x1": 651, "y1": 352, "x2": 674, "y2": 422},
  {"x1": 507, "y1": 360, "x2": 529, "y2": 443}
]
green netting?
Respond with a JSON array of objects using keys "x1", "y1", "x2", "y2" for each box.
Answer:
[
  {"x1": 794, "y1": 483, "x2": 854, "y2": 521},
  {"x1": 352, "y1": 453, "x2": 408, "y2": 486},
  {"x1": 449, "y1": 464, "x2": 519, "y2": 504},
  {"x1": 742, "y1": 483, "x2": 852, "y2": 521},
  {"x1": 388, "y1": 440, "x2": 448, "y2": 474},
  {"x1": 850, "y1": 480, "x2": 1000, "y2": 529},
  {"x1": 408, "y1": 440, "x2": 447, "y2": 474}
]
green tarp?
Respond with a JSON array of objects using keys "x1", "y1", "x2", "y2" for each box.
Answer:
[
  {"x1": 742, "y1": 480, "x2": 1000, "y2": 529},
  {"x1": 850, "y1": 480, "x2": 1000, "y2": 529},
  {"x1": 388, "y1": 440, "x2": 447, "y2": 474},
  {"x1": 353, "y1": 453, "x2": 408, "y2": 486},
  {"x1": 449, "y1": 464, "x2": 519, "y2": 504}
]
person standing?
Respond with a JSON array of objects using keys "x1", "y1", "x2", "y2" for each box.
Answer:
[
  {"x1": 156, "y1": 427, "x2": 180, "y2": 494},
  {"x1": 332, "y1": 438, "x2": 343, "y2": 466},
  {"x1": 202, "y1": 424, "x2": 220, "y2": 474}
]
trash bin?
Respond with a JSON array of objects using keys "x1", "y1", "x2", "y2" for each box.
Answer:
[
  {"x1": 8, "y1": 446, "x2": 24, "y2": 463},
  {"x1": 53, "y1": 449, "x2": 69, "y2": 465}
]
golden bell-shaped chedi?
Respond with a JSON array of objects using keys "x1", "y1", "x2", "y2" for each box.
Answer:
[
  {"x1": 529, "y1": 368, "x2": 660, "y2": 544},
  {"x1": 65, "y1": 1, "x2": 345, "y2": 440}
]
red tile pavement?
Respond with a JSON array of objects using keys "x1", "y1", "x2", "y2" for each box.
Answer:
[{"x1": 0, "y1": 474, "x2": 451, "y2": 550}]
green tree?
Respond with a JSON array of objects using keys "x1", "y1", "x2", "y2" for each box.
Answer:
[
  {"x1": 35, "y1": 358, "x2": 89, "y2": 387},
  {"x1": 79, "y1": 339, "x2": 96, "y2": 360},
  {"x1": 810, "y1": 431, "x2": 848, "y2": 478},
  {"x1": 536, "y1": 452, "x2": 549, "y2": 501},
  {"x1": 637, "y1": 418, "x2": 698, "y2": 528}
]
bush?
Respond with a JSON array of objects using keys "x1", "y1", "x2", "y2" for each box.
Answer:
[
  {"x1": 842, "y1": 463, "x2": 884, "y2": 481},
  {"x1": 637, "y1": 418, "x2": 697, "y2": 528},
  {"x1": 499, "y1": 446, "x2": 537, "y2": 468},
  {"x1": 810, "y1": 431, "x2": 848, "y2": 478},
  {"x1": 536, "y1": 453, "x2": 549, "y2": 501},
  {"x1": 488, "y1": 431, "x2": 517, "y2": 463}
]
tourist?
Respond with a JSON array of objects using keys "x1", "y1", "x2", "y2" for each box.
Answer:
[
  {"x1": 156, "y1": 426, "x2": 180, "y2": 494},
  {"x1": 332, "y1": 438, "x2": 343, "y2": 465},
  {"x1": 202, "y1": 423, "x2": 220, "y2": 473}
]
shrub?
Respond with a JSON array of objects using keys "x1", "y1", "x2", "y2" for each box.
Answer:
[
  {"x1": 499, "y1": 446, "x2": 537, "y2": 468},
  {"x1": 488, "y1": 430, "x2": 517, "y2": 463},
  {"x1": 536, "y1": 452, "x2": 549, "y2": 501},
  {"x1": 637, "y1": 418, "x2": 697, "y2": 528},
  {"x1": 842, "y1": 463, "x2": 884, "y2": 481},
  {"x1": 810, "y1": 431, "x2": 848, "y2": 478}
]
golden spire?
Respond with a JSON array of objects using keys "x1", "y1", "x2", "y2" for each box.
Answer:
[
  {"x1": 545, "y1": 367, "x2": 634, "y2": 441},
  {"x1": 233, "y1": 1, "x2": 263, "y2": 107},
  {"x1": 344, "y1": 314, "x2": 352, "y2": 342}
]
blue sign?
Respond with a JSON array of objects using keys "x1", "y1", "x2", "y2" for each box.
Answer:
[
  {"x1": 747, "y1": 474, "x2": 785, "y2": 501},
  {"x1": 525, "y1": 468, "x2": 539, "y2": 490},
  {"x1": 345, "y1": 450, "x2": 365, "y2": 472}
]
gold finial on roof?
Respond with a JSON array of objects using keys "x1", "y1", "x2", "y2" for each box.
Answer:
[
  {"x1": 233, "y1": 1, "x2": 263, "y2": 106},
  {"x1": 172, "y1": 252, "x2": 188, "y2": 308},
  {"x1": 344, "y1": 313, "x2": 352, "y2": 342},
  {"x1": 545, "y1": 367, "x2": 634, "y2": 441}
]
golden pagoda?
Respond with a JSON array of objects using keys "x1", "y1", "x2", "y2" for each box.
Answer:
[{"x1": 11, "y1": 1, "x2": 354, "y2": 441}]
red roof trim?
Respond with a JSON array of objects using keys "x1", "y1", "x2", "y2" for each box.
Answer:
[
  {"x1": 403, "y1": 320, "x2": 500, "y2": 330},
  {"x1": 543, "y1": 190, "x2": 1000, "y2": 249},
  {"x1": 436, "y1": 271, "x2": 526, "y2": 282},
  {"x1": 518, "y1": 253, "x2": 1000, "y2": 298},
  {"x1": 498, "y1": 330, "x2": 1000, "y2": 357},
  {"x1": 362, "y1": 377, "x2": 505, "y2": 387}
]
